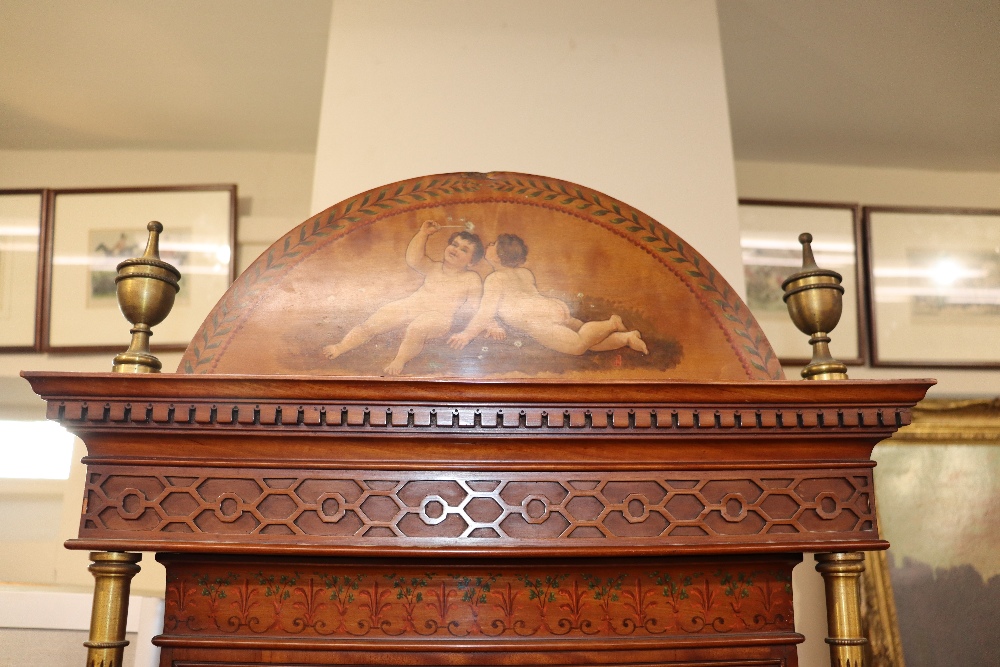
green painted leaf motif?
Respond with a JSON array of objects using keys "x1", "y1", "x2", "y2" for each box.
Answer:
[
  {"x1": 344, "y1": 201, "x2": 354, "y2": 214},
  {"x1": 561, "y1": 197, "x2": 575, "y2": 205},
  {"x1": 410, "y1": 194, "x2": 425, "y2": 201},
  {"x1": 687, "y1": 271, "x2": 703, "y2": 278},
  {"x1": 657, "y1": 247, "x2": 670, "y2": 252},
  {"x1": 373, "y1": 203, "x2": 392, "y2": 209},
  {"x1": 360, "y1": 209, "x2": 376, "y2": 215},
  {"x1": 612, "y1": 203, "x2": 622, "y2": 215},
  {"x1": 612, "y1": 217, "x2": 625, "y2": 224},
  {"x1": 394, "y1": 184, "x2": 404, "y2": 196},
  {"x1": 361, "y1": 194, "x2": 371, "y2": 207},
  {"x1": 544, "y1": 193, "x2": 558, "y2": 200},
  {"x1": 643, "y1": 236, "x2": 657, "y2": 242},
  {"x1": 345, "y1": 216, "x2": 360, "y2": 223},
  {"x1": 627, "y1": 226, "x2": 642, "y2": 232},
  {"x1": 672, "y1": 257, "x2": 686, "y2": 263},
  {"x1": 577, "y1": 203, "x2": 593, "y2": 209},
  {"x1": 375, "y1": 190, "x2": 386, "y2": 202},
  {"x1": 593, "y1": 210, "x2": 609, "y2": 216}
]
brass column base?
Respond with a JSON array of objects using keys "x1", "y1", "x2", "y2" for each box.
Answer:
[
  {"x1": 816, "y1": 551, "x2": 867, "y2": 667},
  {"x1": 86, "y1": 551, "x2": 142, "y2": 667}
]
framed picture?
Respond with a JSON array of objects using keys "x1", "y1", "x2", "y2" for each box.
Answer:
[
  {"x1": 864, "y1": 206, "x2": 1000, "y2": 367},
  {"x1": 866, "y1": 398, "x2": 1000, "y2": 666},
  {"x1": 0, "y1": 189, "x2": 46, "y2": 351},
  {"x1": 42, "y1": 185, "x2": 236, "y2": 352},
  {"x1": 738, "y1": 199, "x2": 864, "y2": 365}
]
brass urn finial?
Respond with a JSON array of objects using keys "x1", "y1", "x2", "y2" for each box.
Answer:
[
  {"x1": 781, "y1": 233, "x2": 849, "y2": 380},
  {"x1": 111, "y1": 221, "x2": 181, "y2": 373}
]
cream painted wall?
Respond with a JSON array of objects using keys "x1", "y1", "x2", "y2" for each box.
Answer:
[
  {"x1": 736, "y1": 159, "x2": 1000, "y2": 397},
  {"x1": 0, "y1": 147, "x2": 316, "y2": 596},
  {"x1": 312, "y1": 0, "x2": 746, "y2": 297}
]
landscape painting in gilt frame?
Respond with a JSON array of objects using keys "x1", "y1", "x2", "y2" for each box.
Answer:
[
  {"x1": 44, "y1": 185, "x2": 236, "y2": 352},
  {"x1": 738, "y1": 199, "x2": 863, "y2": 364},
  {"x1": 864, "y1": 206, "x2": 1000, "y2": 368},
  {"x1": 0, "y1": 189, "x2": 45, "y2": 351},
  {"x1": 865, "y1": 398, "x2": 1000, "y2": 667}
]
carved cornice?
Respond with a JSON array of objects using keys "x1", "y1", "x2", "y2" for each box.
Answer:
[
  {"x1": 47, "y1": 397, "x2": 914, "y2": 437},
  {"x1": 21, "y1": 374, "x2": 932, "y2": 439}
]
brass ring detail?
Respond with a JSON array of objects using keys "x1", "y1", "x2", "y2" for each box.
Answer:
[
  {"x1": 114, "y1": 271, "x2": 180, "y2": 292},
  {"x1": 782, "y1": 281, "x2": 845, "y2": 302},
  {"x1": 116, "y1": 256, "x2": 181, "y2": 278},
  {"x1": 84, "y1": 640, "x2": 131, "y2": 649},
  {"x1": 825, "y1": 638, "x2": 868, "y2": 646}
]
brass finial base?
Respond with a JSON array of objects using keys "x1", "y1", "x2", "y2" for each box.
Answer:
[
  {"x1": 111, "y1": 222, "x2": 181, "y2": 374},
  {"x1": 816, "y1": 552, "x2": 867, "y2": 667},
  {"x1": 85, "y1": 551, "x2": 141, "y2": 667},
  {"x1": 782, "y1": 233, "x2": 849, "y2": 381}
]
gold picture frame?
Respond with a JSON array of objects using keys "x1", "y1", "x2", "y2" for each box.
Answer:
[{"x1": 864, "y1": 397, "x2": 1000, "y2": 666}]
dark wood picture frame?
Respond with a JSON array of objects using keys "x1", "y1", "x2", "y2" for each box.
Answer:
[
  {"x1": 41, "y1": 184, "x2": 237, "y2": 353},
  {"x1": 738, "y1": 198, "x2": 866, "y2": 366},
  {"x1": 0, "y1": 188, "x2": 49, "y2": 353},
  {"x1": 863, "y1": 205, "x2": 1000, "y2": 368}
]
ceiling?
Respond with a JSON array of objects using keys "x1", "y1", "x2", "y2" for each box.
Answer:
[{"x1": 1, "y1": 1, "x2": 997, "y2": 171}]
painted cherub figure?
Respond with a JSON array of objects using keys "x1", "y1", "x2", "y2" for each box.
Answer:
[
  {"x1": 448, "y1": 233, "x2": 647, "y2": 355},
  {"x1": 324, "y1": 219, "x2": 484, "y2": 375}
]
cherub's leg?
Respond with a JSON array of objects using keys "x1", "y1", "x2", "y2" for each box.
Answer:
[
  {"x1": 531, "y1": 315, "x2": 625, "y2": 355},
  {"x1": 588, "y1": 330, "x2": 648, "y2": 354},
  {"x1": 324, "y1": 301, "x2": 410, "y2": 360},
  {"x1": 384, "y1": 313, "x2": 451, "y2": 375}
]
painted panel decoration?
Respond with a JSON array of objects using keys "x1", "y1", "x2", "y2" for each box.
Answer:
[
  {"x1": 161, "y1": 556, "x2": 795, "y2": 642},
  {"x1": 183, "y1": 173, "x2": 782, "y2": 381},
  {"x1": 865, "y1": 206, "x2": 1000, "y2": 367}
]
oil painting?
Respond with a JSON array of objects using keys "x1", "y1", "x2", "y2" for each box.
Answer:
[
  {"x1": 869, "y1": 400, "x2": 1000, "y2": 666},
  {"x1": 183, "y1": 173, "x2": 782, "y2": 381}
]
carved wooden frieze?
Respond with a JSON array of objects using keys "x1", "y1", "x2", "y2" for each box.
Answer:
[{"x1": 79, "y1": 466, "x2": 875, "y2": 551}]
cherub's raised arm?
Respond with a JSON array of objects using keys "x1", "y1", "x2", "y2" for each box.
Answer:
[
  {"x1": 405, "y1": 220, "x2": 439, "y2": 274},
  {"x1": 448, "y1": 274, "x2": 501, "y2": 349}
]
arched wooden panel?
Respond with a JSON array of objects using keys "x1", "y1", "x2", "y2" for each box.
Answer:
[{"x1": 181, "y1": 172, "x2": 781, "y2": 380}]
